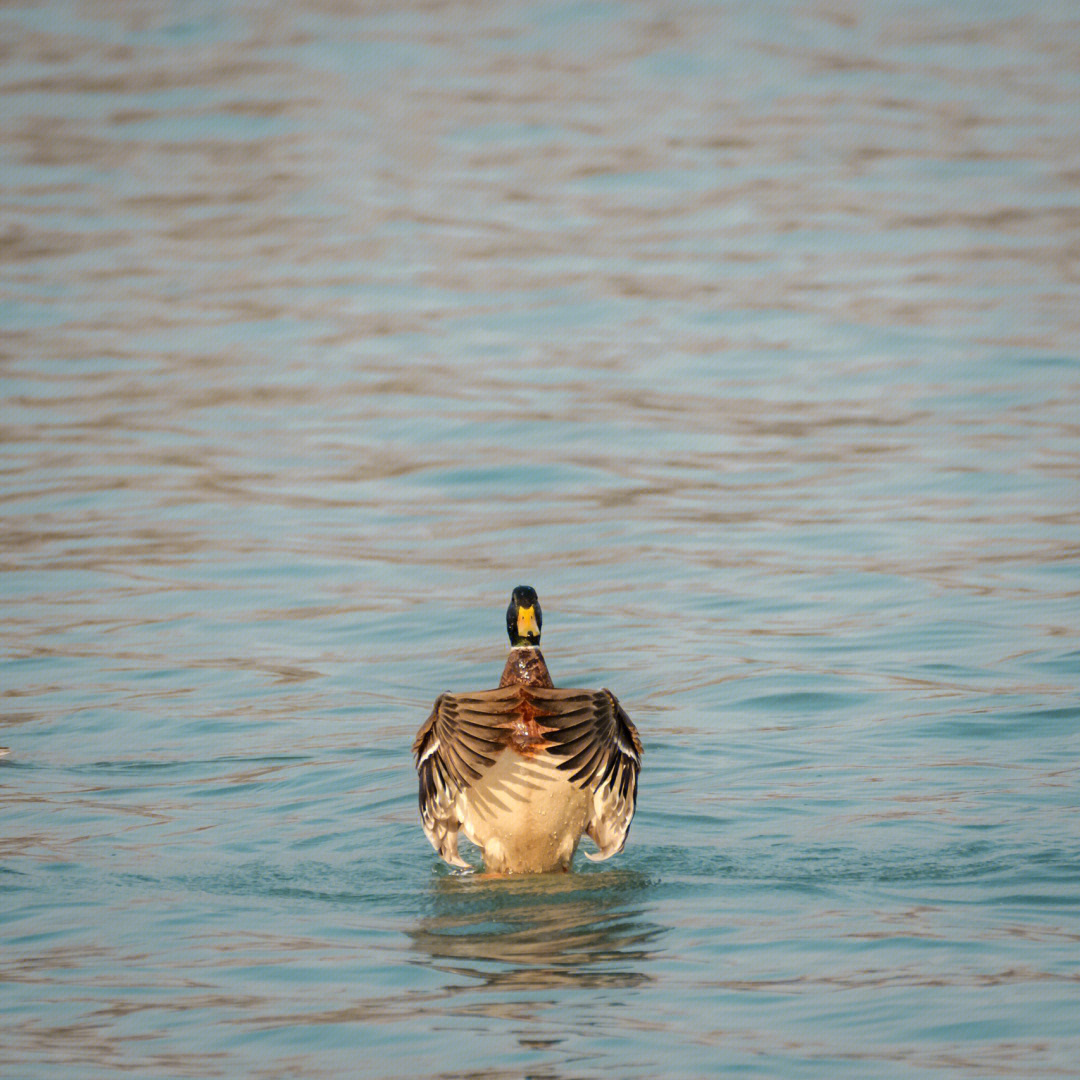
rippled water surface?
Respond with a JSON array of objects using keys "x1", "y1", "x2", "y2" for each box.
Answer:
[{"x1": 3, "y1": 1, "x2": 1079, "y2": 1077}]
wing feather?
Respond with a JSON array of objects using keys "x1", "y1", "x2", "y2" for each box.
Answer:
[
  {"x1": 412, "y1": 687, "x2": 521, "y2": 867},
  {"x1": 524, "y1": 686, "x2": 642, "y2": 861},
  {"x1": 413, "y1": 683, "x2": 642, "y2": 867}
]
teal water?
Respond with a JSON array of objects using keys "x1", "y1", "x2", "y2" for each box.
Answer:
[{"x1": 3, "y1": 2, "x2": 1079, "y2": 1077}]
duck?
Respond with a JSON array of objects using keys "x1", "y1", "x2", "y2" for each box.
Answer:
[{"x1": 412, "y1": 585, "x2": 643, "y2": 874}]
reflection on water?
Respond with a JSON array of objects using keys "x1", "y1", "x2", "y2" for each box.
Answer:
[{"x1": 411, "y1": 870, "x2": 658, "y2": 992}]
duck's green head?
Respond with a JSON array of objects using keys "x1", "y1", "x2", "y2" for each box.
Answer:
[{"x1": 506, "y1": 585, "x2": 542, "y2": 646}]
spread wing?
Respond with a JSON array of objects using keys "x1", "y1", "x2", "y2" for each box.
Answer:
[
  {"x1": 532, "y1": 687, "x2": 643, "y2": 861},
  {"x1": 411, "y1": 686, "x2": 519, "y2": 867},
  {"x1": 412, "y1": 684, "x2": 643, "y2": 866}
]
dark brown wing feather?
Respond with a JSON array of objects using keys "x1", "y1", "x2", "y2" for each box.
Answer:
[
  {"x1": 412, "y1": 686, "x2": 522, "y2": 866},
  {"x1": 528, "y1": 686, "x2": 643, "y2": 860},
  {"x1": 531, "y1": 687, "x2": 642, "y2": 786},
  {"x1": 412, "y1": 684, "x2": 642, "y2": 865}
]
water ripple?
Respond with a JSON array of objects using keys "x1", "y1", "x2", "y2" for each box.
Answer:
[{"x1": 4, "y1": 1, "x2": 1080, "y2": 1078}]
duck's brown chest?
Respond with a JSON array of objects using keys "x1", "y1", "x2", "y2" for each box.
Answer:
[{"x1": 498, "y1": 647, "x2": 554, "y2": 690}]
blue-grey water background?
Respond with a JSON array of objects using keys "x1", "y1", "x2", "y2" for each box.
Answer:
[{"x1": 2, "y1": 1, "x2": 1079, "y2": 1077}]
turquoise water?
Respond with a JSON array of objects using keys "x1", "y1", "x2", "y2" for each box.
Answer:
[{"x1": 3, "y1": 2, "x2": 1079, "y2": 1077}]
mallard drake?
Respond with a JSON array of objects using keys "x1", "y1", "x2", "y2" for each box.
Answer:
[{"x1": 412, "y1": 585, "x2": 643, "y2": 874}]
